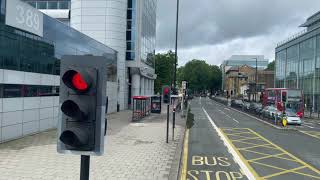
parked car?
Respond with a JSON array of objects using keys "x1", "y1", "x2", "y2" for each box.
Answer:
[
  {"x1": 231, "y1": 100, "x2": 244, "y2": 108},
  {"x1": 261, "y1": 106, "x2": 279, "y2": 119},
  {"x1": 284, "y1": 109, "x2": 302, "y2": 125},
  {"x1": 249, "y1": 103, "x2": 263, "y2": 115},
  {"x1": 242, "y1": 101, "x2": 251, "y2": 111}
]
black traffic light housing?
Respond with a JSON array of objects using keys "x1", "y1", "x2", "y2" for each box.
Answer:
[{"x1": 57, "y1": 55, "x2": 108, "y2": 156}]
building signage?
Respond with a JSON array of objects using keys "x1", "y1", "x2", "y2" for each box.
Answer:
[{"x1": 5, "y1": 0, "x2": 43, "y2": 37}]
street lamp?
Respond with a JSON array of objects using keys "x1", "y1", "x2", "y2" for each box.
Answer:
[
  {"x1": 252, "y1": 57, "x2": 258, "y2": 102},
  {"x1": 173, "y1": 0, "x2": 180, "y2": 95}
]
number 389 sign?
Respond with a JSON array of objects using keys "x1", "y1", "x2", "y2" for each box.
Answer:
[{"x1": 5, "y1": 0, "x2": 43, "y2": 37}]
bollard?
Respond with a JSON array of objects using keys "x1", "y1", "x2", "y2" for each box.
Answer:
[
  {"x1": 166, "y1": 104, "x2": 169, "y2": 143},
  {"x1": 172, "y1": 107, "x2": 176, "y2": 141}
]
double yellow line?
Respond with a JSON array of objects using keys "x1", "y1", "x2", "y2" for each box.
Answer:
[{"x1": 180, "y1": 129, "x2": 189, "y2": 180}]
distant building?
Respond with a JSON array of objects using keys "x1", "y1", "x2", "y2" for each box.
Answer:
[
  {"x1": 221, "y1": 55, "x2": 269, "y2": 92},
  {"x1": 275, "y1": 11, "x2": 320, "y2": 111}
]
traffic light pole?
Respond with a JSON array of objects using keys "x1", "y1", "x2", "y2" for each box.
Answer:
[{"x1": 80, "y1": 155, "x2": 90, "y2": 180}]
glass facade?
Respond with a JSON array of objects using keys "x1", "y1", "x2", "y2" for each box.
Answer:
[
  {"x1": 126, "y1": 0, "x2": 136, "y2": 61},
  {"x1": 276, "y1": 35, "x2": 320, "y2": 110},
  {"x1": 0, "y1": 0, "x2": 117, "y2": 97},
  {"x1": 126, "y1": 0, "x2": 156, "y2": 67},
  {"x1": 140, "y1": 0, "x2": 156, "y2": 67},
  {"x1": 23, "y1": 0, "x2": 70, "y2": 10},
  {"x1": 225, "y1": 60, "x2": 269, "y2": 69}
]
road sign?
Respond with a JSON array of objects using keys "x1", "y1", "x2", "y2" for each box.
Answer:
[
  {"x1": 182, "y1": 81, "x2": 187, "y2": 90},
  {"x1": 57, "y1": 55, "x2": 108, "y2": 156}
]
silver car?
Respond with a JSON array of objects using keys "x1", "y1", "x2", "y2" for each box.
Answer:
[{"x1": 285, "y1": 109, "x2": 302, "y2": 125}]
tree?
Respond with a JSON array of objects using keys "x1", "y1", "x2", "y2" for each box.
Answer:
[
  {"x1": 177, "y1": 59, "x2": 222, "y2": 93},
  {"x1": 266, "y1": 60, "x2": 275, "y2": 71},
  {"x1": 154, "y1": 51, "x2": 175, "y2": 94}
]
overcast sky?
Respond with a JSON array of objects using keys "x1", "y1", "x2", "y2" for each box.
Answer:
[{"x1": 156, "y1": 0, "x2": 320, "y2": 66}]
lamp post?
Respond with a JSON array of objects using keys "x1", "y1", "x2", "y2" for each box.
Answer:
[
  {"x1": 173, "y1": 0, "x2": 180, "y2": 95},
  {"x1": 253, "y1": 57, "x2": 258, "y2": 102}
]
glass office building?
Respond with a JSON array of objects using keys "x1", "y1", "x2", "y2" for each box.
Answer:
[
  {"x1": 0, "y1": 0, "x2": 116, "y2": 143},
  {"x1": 275, "y1": 11, "x2": 320, "y2": 111}
]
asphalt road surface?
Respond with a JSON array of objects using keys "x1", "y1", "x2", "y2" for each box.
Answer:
[{"x1": 181, "y1": 97, "x2": 320, "y2": 180}]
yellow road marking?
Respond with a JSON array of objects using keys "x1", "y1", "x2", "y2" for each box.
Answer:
[
  {"x1": 225, "y1": 131, "x2": 253, "y2": 136},
  {"x1": 180, "y1": 128, "x2": 189, "y2": 180},
  {"x1": 221, "y1": 128, "x2": 320, "y2": 179},
  {"x1": 262, "y1": 166, "x2": 306, "y2": 179},
  {"x1": 219, "y1": 128, "x2": 260, "y2": 179},
  {"x1": 249, "y1": 129, "x2": 320, "y2": 175},
  {"x1": 238, "y1": 143, "x2": 279, "y2": 151},
  {"x1": 247, "y1": 153, "x2": 286, "y2": 162},
  {"x1": 232, "y1": 136, "x2": 260, "y2": 142}
]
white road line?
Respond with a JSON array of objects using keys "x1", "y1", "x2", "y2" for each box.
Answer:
[
  {"x1": 233, "y1": 118, "x2": 240, "y2": 123},
  {"x1": 202, "y1": 107, "x2": 255, "y2": 180},
  {"x1": 303, "y1": 122, "x2": 314, "y2": 125},
  {"x1": 224, "y1": 108, "x2": 230, "y2": 111},
  {"x1": 304, "y1": 125, "x2": 315, "y2": 129}
]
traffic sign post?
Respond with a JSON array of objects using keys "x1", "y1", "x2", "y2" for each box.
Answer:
[{"x1": 57, "y1": 55, "x2": 108, "y2": 180}]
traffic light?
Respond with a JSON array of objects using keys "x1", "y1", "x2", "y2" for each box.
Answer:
[
  {"x1": 163, "y1": 86, "x2": 170, "y2": 103},
  {"x1": 57, "y1": 55, "x2": 108, "y2": 156},
  {"x1": 282, "y1": 91, "x2": 287, "y2": 103}
]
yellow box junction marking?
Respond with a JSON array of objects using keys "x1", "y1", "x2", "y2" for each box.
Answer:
[
  {"x1": 180, "y1": 128, "x2": 189, "y2": 180},
  {"x1": 300, "y1": 131, "x2": 320, "y2": 140},
  {"x1": 220, "y1": 128, "x2": 320, "y2": 179}
]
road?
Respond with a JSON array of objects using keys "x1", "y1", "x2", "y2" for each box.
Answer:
[{"x1": 181, "y1": 97, "x2": 320, "y2": 180}]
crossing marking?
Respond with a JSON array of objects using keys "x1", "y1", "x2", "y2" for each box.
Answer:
[{"x1": 220, "y1": 128, "x2": 320, "y2": 179}]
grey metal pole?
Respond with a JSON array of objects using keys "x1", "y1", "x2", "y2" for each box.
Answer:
[
  {"x1": 80, "y1": 155, "x2": 90, "y2": 180},
  {"x1": 254, "y1": 57, "x2": 258, "y2": 102},
  {"x1": 173, "y1": 0, "x2": 180, "y2": 94},
  {"x1": 166, "y1": 104, "x2": 169, "y2": 143},
  {"x1": 172, "y1": 107, "x2": 176, "y2": 141}
]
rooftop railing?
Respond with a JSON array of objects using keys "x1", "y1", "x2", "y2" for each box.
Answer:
[{"x1": 276, "y1": 29, "x2": 307, "y2": 47}]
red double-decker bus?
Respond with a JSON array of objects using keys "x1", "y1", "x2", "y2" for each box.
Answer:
[{"x1": 262, "y1": 88, "x2": 304, "y2": 118}]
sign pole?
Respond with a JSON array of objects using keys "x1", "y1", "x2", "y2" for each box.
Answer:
[{"x1": 80, "y1": 155, "x2": 90, "y2": 180}]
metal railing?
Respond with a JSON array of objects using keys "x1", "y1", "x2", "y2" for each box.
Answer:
[{"x1": 276, "y1": 29, "x2": 307, "y2": 47}]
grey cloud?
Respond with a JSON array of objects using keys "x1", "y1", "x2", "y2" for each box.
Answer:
[{"x1": 156, "y1": 0, "x2": 320, "y2": 49}]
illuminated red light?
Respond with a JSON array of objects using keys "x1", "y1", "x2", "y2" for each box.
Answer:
[
  {"x1": 164, "y1": 88, "x2": 169, "y2": 94},
  {"x1": 72, "y1": 73, "x2": 88, "y2": 91}
]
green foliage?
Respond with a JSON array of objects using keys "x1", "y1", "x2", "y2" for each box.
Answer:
[
  {"x1": 154, "y1": 50, "x2": 176, "y2": 94},
  {"x1": 177, "y1": 59, "x2": 222, "y2": 93},
  {"x1": 267, "y1": 60, "x2": 275, "y2": 71}
]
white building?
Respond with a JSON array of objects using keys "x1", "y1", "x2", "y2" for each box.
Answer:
[
  {"x1": 23, "y1": 0, "x2": 158, "y2": 112},
  {"x1": 70, "y1": 0, "x2": 157, "y2": 111}
]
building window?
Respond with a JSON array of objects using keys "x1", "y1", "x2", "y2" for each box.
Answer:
[
  {"x1": 3, "y1": 84, "x2": 22, "y2": 98},
  {"x1": 59, "y1": 1, "x2": 70, "y2": 9},
  {"x1": 126, "y1": 52, "x2": 135, "y2": 60},
  {"x1": 37, "y1": 2, "x2": 47, "y2": 9},
  {"x1": 48, "y1": 2, "x2": 58, "y2": 9}
]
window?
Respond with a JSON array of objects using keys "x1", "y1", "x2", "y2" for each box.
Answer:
[
  {"x1": 48, "y1": 2, "x2": 58, "y2": 9},
  {"x1": 37, "y1": 2, "x2": 47, "y2": 9},
  {"x1": 127, "y1": 42, "x2": 135, "y2": 51},
  {"x1": 28, "y1": 2, "x2": 37, "y2": 8},
  {"x1": 126, "y1": 52, "x2": 135, "y2": 60},
  {"x1": 23, "y1": 85, "x2": 38, "y2": 97},
  {"x1": 59, "y1": 1, "x2": 69, "y2": 9},
  {"x1": 3, "y1": 84, "x2": 22, "y2": 98}
]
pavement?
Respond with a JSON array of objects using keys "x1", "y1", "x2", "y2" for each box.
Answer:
[
  {"x1": 180, "y1": 97, "x2": 320, "y2": 180},
  {"x1": 0, "y1": 106, "x2": 186, "y2": 180}
]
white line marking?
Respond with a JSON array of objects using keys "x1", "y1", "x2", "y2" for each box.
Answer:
[
  {"x1": 304, "y1": 125, "x2": 315, "y2": 129},
  {"x1": 303, "y1": 122, "x2": 314, "y2": 125},
  {"x1": 224, "y1": 108, "x2": 230, "y2": 111},
  {"x1": 233, "y1": 118, "x2": 240, "y2": 123},
  {"x1": 202, "y1": 107, "x2": 255, "y2": 180},
  {"x1": 212, "y1": 101, "x2": 282, "y2": 130}
]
